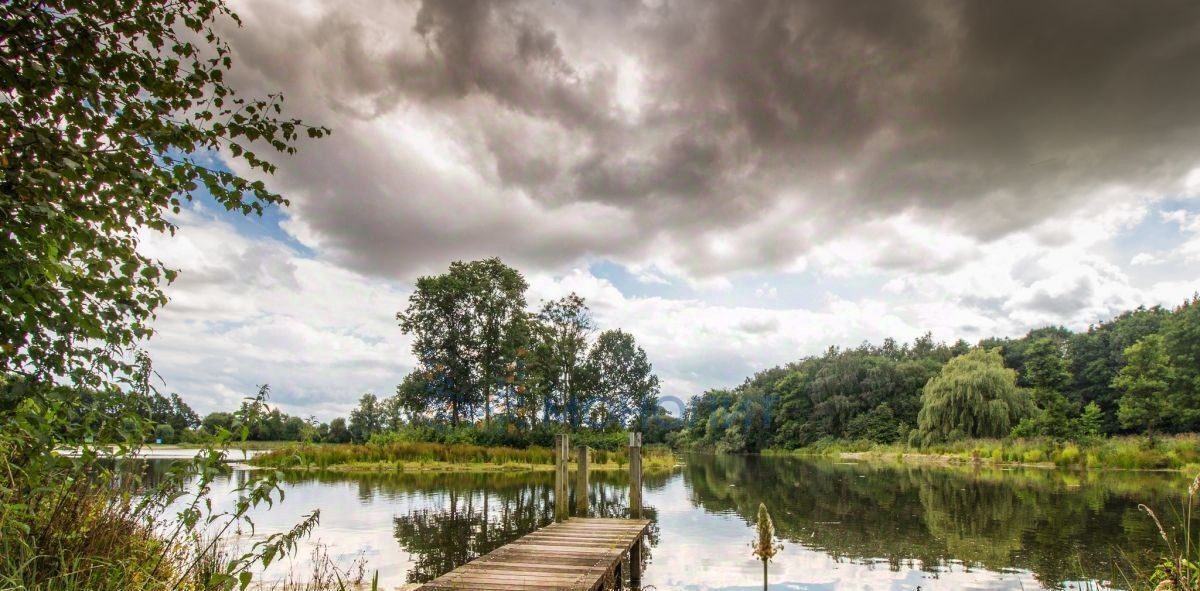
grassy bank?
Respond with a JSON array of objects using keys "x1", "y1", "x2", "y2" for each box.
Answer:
[
  {"x1": 251, "y1": 441, "x2": 679, "y2": 473},
  {"x1": 767, "y1": 434, "x2": 1200, "y2": 471}
]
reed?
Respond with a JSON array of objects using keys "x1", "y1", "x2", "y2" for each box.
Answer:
[{"x1": 252, "y1": 441, "x2": 678, "y2": 473}]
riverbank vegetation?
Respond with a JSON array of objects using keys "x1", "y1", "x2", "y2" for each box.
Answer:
[
  {"x1": 675, "y1": 299, "x2": 1200, "y2": 471},
  {"x1": 252, "y1": 441, "x2": 678, "y2": 473},
  {"x1": 778, "y1": 434, "x2": 1200, "y2": 471}
]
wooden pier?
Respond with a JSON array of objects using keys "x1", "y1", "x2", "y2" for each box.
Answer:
[
  {"x1": 413, "y1": 518, "x2": 650, "y2": 590},
  {"x1": 414, "y1": 433, "x2": 650, "y2": 591}
]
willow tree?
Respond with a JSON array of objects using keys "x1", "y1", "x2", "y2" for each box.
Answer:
[{"x1": 916, "y1": 348, "x2": 1034, "y2": 443}]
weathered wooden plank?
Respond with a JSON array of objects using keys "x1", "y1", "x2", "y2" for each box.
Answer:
[{"x1": 414, "y1": 518, "x2": 650, "y2": 591}]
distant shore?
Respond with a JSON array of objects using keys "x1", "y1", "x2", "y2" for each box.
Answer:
[{"x1": 764, "y1": 434, "x2": 1200, "y2": 472}]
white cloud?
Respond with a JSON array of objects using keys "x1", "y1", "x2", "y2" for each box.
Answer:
[
  {"x1": 139, "y1": 206, "x2": 414, "y2": 418},
  {"x1": 140, "y1": 192, "x2": 1200, "y2": 420}
]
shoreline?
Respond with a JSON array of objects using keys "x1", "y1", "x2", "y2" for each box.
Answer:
[
  {"x1": 761, "y1": 437, "x2": 1200, "y2": 473},
  {"x1": 262, "y1": 459, "x2": 683, "y2": 474}
]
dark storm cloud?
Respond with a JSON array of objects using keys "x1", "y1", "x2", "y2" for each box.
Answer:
[{"x1": 221, "y1": 0, "x2": 1200, "y2": 279}]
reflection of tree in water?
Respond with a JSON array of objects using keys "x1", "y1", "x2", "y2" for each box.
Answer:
[
  {"x1": 394, "y1": 485, "x2": 551, "y2": 583},
  {"x1": 289, "y1": 470, "x2": 665, "y2": 584},
  {"x1": 680, "y1": 454, "x2": 1184, "y2": 589}
]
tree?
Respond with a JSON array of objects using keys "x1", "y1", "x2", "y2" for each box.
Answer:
[
  {"x1": 1112, "y1": 335, "x2": 1173, "y2": 435},
  {"x1": 153, "y1": 423, "x2": 176, "y2": 444},
  {"x1": 201, "y1": 411, "x2": 234, "y2": 435},
  {"x1": 348, "y1": 393, "x2": 383, "y2": 443},
  {"x1": 327, "y1": 417, "x2": 352, "y2": 444},
  {"x1": 1023, "y1": 337, "x2": 1074, "y2": 439},
  {"x1": 465, "y1": 259, "x2": 529, "y2": 425},
  {"x1": 585, "y1": 330, "x2": 660, "y2": 431},
  {"x1": 0, "y1": 0, "x2": 327, "y2": 390},
  {"x1": 1068, "y1": 306, "x2": 1169, "y2": 432},
  {"x1": 916, "y1": 348, "x2": 1035, "y2": 443},
  {"x1": 381, "y1": 394, "x2": 406, "y2": 432},
  {"x1": 529, "y1": 294, "x2": 594, "y2": 429},
  {"x1": 1162, "y1": 296, "x2": 1200, "y2": 430},
  {"x1": 397, "y1": 259, "x2": 528, "y2": 426}
]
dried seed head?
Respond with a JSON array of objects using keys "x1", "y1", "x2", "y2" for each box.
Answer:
[{"x1": 1139, "y1": 504, "x2": 1170, "y2": 544}]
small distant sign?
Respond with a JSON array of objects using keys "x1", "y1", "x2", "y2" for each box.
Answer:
[{"x1": 155, "y1": 438, "x2": 163, "y2": 444}]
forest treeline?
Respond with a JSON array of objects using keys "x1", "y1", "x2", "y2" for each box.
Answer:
[{"x1": 676, "y1": 297, "x2": 1200, "y2": 453}]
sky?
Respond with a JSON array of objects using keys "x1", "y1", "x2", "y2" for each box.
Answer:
[{"x1": 140, "y1": 0, "x2": 1200, "y2": 420}]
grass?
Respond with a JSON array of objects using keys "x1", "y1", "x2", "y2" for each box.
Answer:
[
  {"x1": 1121, "y1": 472, "x2": 1200, "y2": 590},
  {"x1": 2, "y1": 439, "x2": 377, "y2": 591},
  {"x1": 768, "y1": 433, "x2": 1200, "y2": 471},
  {"x1": 251, "y1": 441, "x2": 679, "y2": 473}
]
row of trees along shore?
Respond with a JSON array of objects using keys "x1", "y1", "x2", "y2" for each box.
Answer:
[
  {"x1": 177, "y1": 259, "x2": 680, "y2": 449},
  {"x1": 675, "y1": 296, "x2": 1200, "y2": 454}
]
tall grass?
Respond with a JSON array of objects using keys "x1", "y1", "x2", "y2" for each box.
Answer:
[
  {"x1": 253, "y1": 441, "x2": 557, "y2": 469},
  {"x1": 1124, "y1": 472, "x2": 1200, "y2": 590},
  {"x1": 252, "y1": 441, "x2": 679, "y2": 472}
]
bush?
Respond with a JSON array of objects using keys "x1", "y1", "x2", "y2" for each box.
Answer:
[
  {"x1": 153, "y1": 423, "x2": 176, "y2": 444},
  {"x1": 1056, "y1": 444, "x2": 1082, "y2": 466}
]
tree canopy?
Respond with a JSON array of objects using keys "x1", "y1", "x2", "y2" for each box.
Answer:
[
  {"x1": 916, "y1": 348, "x2": 1035, "y2": 443},
  {"x1": 1, "y1": 0, "x2": 327, "y2": 390}
]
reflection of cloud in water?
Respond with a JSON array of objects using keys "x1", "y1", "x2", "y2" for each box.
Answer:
[
  {"x1": 642, "y1": 477, "x2": 1042, "y2": 590},
  {"x1": 156, "y1": 456, "x2": 1177, "y2": 590}
]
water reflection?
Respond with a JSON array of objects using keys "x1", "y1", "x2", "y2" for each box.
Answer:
[
  {"x1": 678, "y1": 455, "x2": 1180, "y2": 589},
  {"x1": 279, "y1": 470, "x2": 663, "y2": 586},
  {"x1": 151, "y1": 455, "x2": 1187, "y2": 590}
]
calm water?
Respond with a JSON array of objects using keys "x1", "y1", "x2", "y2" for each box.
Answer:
[{"x1": 153, "y1": 454, "x2": 1192, "y2": 590}]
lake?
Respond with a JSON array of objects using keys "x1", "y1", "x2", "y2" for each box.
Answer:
[{"x1": 152, "y1": 454, "x2": 1192, "y2": 590}]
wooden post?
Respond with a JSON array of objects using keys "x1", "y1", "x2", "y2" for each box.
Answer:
[
  {"x1": 555, "y1": 433, "x2": 570, "y2": 522},
  {"x1": 575, "y1": 444, "x2": 589, "y2": 516},
  {"x1": 628, "y1": 432, "x2": 642, "y2": 519},
  {"x1": 630, "y1": 537, "x2": 642, "y2": 587},
  {"x1": 629, "y1": 432, "x2": 643, "y2": 587}
]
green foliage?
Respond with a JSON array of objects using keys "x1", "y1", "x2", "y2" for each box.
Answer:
[
  {"x1": 395, "y1": 259, "x2": 670, "y2": 435},
  {"x1": 0, "y1": 0, "x2": 327, "y2": 390},
  {"x1": 586, "y1": 329, "x2": 661, "y2": 431},
  {"x1": 1133, "y1": 473, "x2": 1200, "y2": 591},
  {"x1": 397, "y1": 258, "x2": 529, "y2": 426},
  {"x1": 917, "y1": 348, "x2": 1035, "y2": 444},
  {"x1": 0, "y1": 1, "x2": 332, "y2": 587},
  {"x1": 1164, "y1": 296, "x2": 1200, "y2": 431},
  {"x1": 679, "y1": 299, "x2": 1200, "y2": 453},
  {"x1": 348, "y1": 392, "x2": 383, "y2": 443},
  {"x1": 1114, "y1": 334, "x2": 1174, "y2": 434}
]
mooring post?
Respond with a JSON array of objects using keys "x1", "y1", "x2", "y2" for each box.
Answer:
[
  {"x1": 628, "y1": 431, "x2": 643, "y2": 587},
  {"x1": 628, "y1": 432, "x2": 642, "y2": 518},
  {"x1": 555, "y1": 433, "x2": 570, "y2": 522},
  {"x1": 575, "y1": 444, "x2": 589, "y2": 515}
]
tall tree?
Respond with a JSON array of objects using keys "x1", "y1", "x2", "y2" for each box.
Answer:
[
  {"x1": 463, "y1": 259, "x2": 528, "y2": 425},
  {"x1": 348, "y1": 393, "x2": 383, "y2": 443},
  {"x1": 1162, "y1": 296, "x2": 1200, "y2": 430},
  {"x1": 1023, "y1": 337, "x2": 1074, "y2": 439},
  {"x1": 1112, "y1": 335, "x2": 1173, "y2": 435},
  {"x1": 585, "y1": 330, "x2": 660, "y2": 431},
  {"x1": 916, "y1": 348, "x2": 1035, "y2": 443},
  {"x1": 530, "y1": 294, "x2": 594, "y2": 429},
  {"x1": 397, "y1": 259, "x2": 527, "y2": 426}
]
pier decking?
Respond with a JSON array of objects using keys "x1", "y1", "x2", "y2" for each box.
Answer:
[{"x1": 414, "y1": 518, "x2": 651, "y2": 591}]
